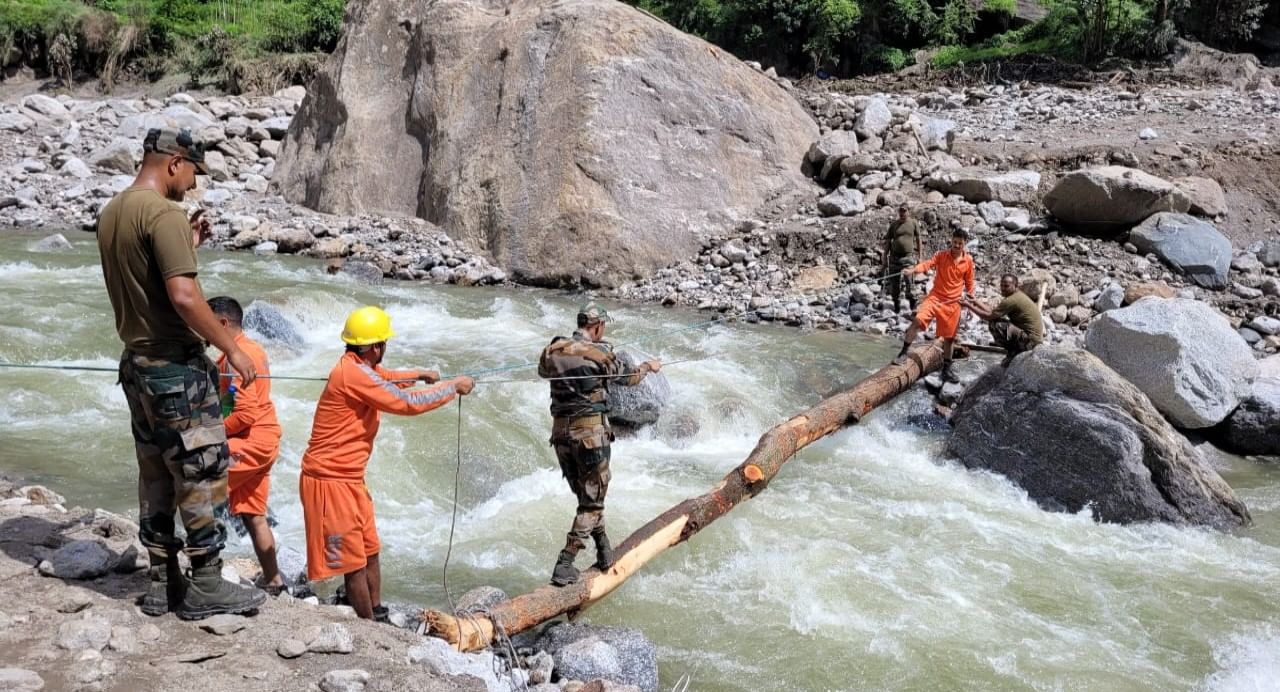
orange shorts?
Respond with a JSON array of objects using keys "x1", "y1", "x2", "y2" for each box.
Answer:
[
  {"x1": 300, "y1": 474, "x2": 380, "y2": 581},
  {"x1": 915, "y1": 295, "x2": 962, "y2": 339},
  {"x1": 227, "y1": 437, "x2": 277, "y2": 517}
]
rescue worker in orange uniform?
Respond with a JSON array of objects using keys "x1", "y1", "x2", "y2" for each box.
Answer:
[
  {"x1": 299, "y1": 306, "x2": 475, "y2": 620},
  {"x1": 208, "y1": 296, "x2": 286, "y2": 594},
  {"x1": 893, "y1": 229, "x2": 976, "y2": 383}
]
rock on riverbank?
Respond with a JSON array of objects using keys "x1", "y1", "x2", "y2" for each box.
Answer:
[{"x1": 0, "y1": 478, "x2": 656, "y2": 692}]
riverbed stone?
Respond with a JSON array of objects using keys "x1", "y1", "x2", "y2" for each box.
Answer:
[
  {"x1": 0, "y1": 669, "x2": 44, "y2": 692},
  {"x1": 56, "y1": 616, "x2": 113, "y2": 651},
  {"x1": 29, "y1": 234, "x2": 73, "y2": 253},
  {"x1": 39, "y1": 539, "x2": 114, "y2": 580},
  {"x1": 88, "y1": 138, "x2": 143, "y2": 175},
  {"x1": 817, "y1": 186, "x2": 865, "y2": 216},
  {"x1": 1128, "y1": 213, "x2": 1231, "y2": 289},
  {"x1": 536, "y1": 623, "x2": 658, "y2": 692},
  {"x1": 1044, "y1": 166, "x2": 1191, "y2": 232},
  {"x1": 305, "y1": 623, "x2": 354, "y2": 654},
  {"x1": 277, "y1": 639, "x2": 307, "y2": 659},
  {"x1": 608, "y1": 351, "x2": 671, "y2": 428},
  {"x1": 1085, "y1": 298, "x2": 1258, "y2": 428},
  {"x1": 200, "y1": 614, "x2": 248, "y2": 636},
  {"x1": 319, "y1": 669, "x2": 369, "y2": 692},
  {"x1": 1215, "y1": 378, "x2": 1280, "y2": 456},
  {"x1": 925, "y1": 168, "x2": 1040, "y2": 205},
  {"x1": 948, "y1": 347, "x2": 1250, "y2": 528}
]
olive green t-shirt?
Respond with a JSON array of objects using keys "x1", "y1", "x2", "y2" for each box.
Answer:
[
  {"x1": 886, "y1": 219, "x2": 920, "y2": 258},
  {"x1": 992, "y1": 290, "x2": 1044, "y2": 344},
  {"x1": 97, "y1": 187, "x2": 202, "y2": 355}
]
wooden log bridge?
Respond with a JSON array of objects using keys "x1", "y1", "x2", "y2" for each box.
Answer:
[{"x1": 422, "y1": 341, "x2": 947, "y2": 651}]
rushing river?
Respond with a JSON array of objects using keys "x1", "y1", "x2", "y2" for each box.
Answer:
[{"x1": 3, "y1": 229, "x2": 1280, "y2": 691}]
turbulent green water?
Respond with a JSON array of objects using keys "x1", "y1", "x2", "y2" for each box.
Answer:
[{"x1": 3, "y1": 229, "x2": 1280, "y2": 691}]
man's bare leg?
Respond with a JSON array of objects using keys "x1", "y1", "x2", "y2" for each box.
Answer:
[
  {"x1": 365, "y1": 553, "x2": 381, "y2": 610},
  {"x1": 343, "y1": 565, "x2": 375, "y2": 619},
  {"x1": 240, "y1": 514, "x2": 283, "y2": 588}
]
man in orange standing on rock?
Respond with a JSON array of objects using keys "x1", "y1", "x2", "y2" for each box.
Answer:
[
  {"x1": 892, "y1": 229, "x2": 975, "y2": 384},
  {"x1": 299, "y1": 306, "x2": 475, "y2": 621},
  {"x1": 208, "y1": 296, "x2": 286, "y2": 595}
]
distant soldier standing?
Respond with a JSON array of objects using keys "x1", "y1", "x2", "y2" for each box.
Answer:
[
  {"x1": 962, "y1": 274, "x2": 1044, "y2": 366},
  {"x1": 98, "y1": 128, "x2": 266, "y2": 619},
  {"x1": 539, "y1": 304, "x2": 661, "y2": 587},
  {"x1": 883, "y1": 205, "x2": 923, "y2": 313}
]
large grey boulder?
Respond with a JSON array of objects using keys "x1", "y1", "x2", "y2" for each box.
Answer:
[
  {"x1": 88, "y1": 138, "x2": 143, "y2": 175},
  {"x1": 242, "y1": 301, "x2": 304, "y2": 349},
  {"x1": 1044, "y1": 166, "x2": 1192, "y2": 232},
  {"x1": 1128, "y1": 212, "x2": 1231, "y2": 289},
  {"x1": 536, "y1": 623, "x2": 658, "y2": 692},
  {"x1": 608, "y1": 351, "x2": 670, "y2": 428},
  {"x1": 1173, "y1": 176, "x2": 1228, "y2": 217},
  {"x1": 947, "y1": 348, "x2": 1250, "y2": 528},
  {"x1": 817, "y1": 186, "x2": 865, "y2": 216},
  {"x1": 925, "y1": 168, "x2": 1041, "y2": 205},
  {"x1": 1215, "y1": 378, "x2": 1280, "y2": 456},
  {"x1": 853, "y1": 98, "x2": 892, "y2": 139},
  {"x1": 276, "y1": 0, "x2": 816, "y2": 287},
  {"x1": 1085, "y1": 298, "x2": 1258, "y2": 428}
]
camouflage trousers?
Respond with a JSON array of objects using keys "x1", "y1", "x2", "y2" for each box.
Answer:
[
  {"x1": 119, "y1": 348, "x2": 230, "y2": 560},
  {"x1": 886, "y1": 255, "x2": 917, "y2": 311},
  {"x1": 989, "y1": 321, "x2": 1038, "y2": 357},
  {"x1": 552, "y1": 418, "x2": 613, "y2": 554}
]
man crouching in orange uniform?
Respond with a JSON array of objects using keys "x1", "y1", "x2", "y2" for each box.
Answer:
[
  {"x1": 209, "y1": 296, "x2": 286, "y2": 594},
  {"x1": 299, "y1": 306, "x2": 475, "y2": 620}
]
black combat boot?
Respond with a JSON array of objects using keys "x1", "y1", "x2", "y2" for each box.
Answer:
[
  {"x1": 941, "y1": 360, "x2": 960, "y2": 384},
  {"x1": 592, "y1": 530, "x2": 613, "y2": 572},
  {"x1": 139, "y1": 555, "x2": 186, "y2": 616},
  {"x1": 177, "y1": 556, "x2": 267, "y2": 621},
  {"x1": 550, "y1": 550, "x2": 580, "y2": 587}
]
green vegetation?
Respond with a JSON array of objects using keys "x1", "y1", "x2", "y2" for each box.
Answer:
[
  {"x1": 0, "y1": 0, "x2": 346, "y2": 91},
  {"x1": 983, "y1": 0, "x2": 1017, "y2": 15},
  {"x1": 624, "y1": 0, "x2": 1279, "y2": 75}
]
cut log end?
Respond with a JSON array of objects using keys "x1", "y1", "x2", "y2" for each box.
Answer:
[{"x1": 422, "y1": 610, "x2": 495, "y2": 652}]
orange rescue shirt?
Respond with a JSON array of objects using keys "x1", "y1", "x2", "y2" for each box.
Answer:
[
  {"x1": 217, "y1": 332, "x2": 282, "y2": 467},
  {"x1": 300, "y1": 351, "x2": 457, "y2": 482},
  {"x1": 914, "y1": 249, "x2": 975, "y2": 303}
]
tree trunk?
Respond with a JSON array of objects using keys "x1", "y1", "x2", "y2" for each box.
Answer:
[{"x1": 421, "y1": 342, "x2": 948, "y2": 652}]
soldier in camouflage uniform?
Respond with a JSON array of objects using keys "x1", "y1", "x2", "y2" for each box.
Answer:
[
  {"x1": 98, "y1": 128, "x2": 266, "y2": 620},
  {"x1": 538, "y1": 303, "x2": 661, "y2": 587}
]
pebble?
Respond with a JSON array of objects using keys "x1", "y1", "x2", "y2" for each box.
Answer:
[
  {"x1": 305, "y1": 623, "x2": 354, "y2": 654},
  {"x1": 55, "y1": 616, "x2": 112, "y2": 651},
  {"x1": 199, "y1": 614, "x2": 249, "y2": 636},
  {"x1": 0, "y1": 668, "x2": 44, "y2": 692},
  {"x1": 318, "y1": 669, "x2": 370, "y2": 692},
  {"x1": 277, "y1": 639, "x2": 308, "y2": 659}
]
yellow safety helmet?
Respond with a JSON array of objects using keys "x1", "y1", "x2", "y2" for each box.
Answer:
[{"x1": 341, "y1": 306, "x2": 396, "y2": 346}]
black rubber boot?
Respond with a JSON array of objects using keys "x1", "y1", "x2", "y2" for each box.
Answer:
[
  {"x1": 373, "y1": 605, "x2": 391, "y2": 624},
  {"x1": 177, "y1": 557, "x2": 267, "y2": 621},
  {"x1": 139, "y1": 557, "x2": 185, "y2": 616},
  {"x1": 550, "y1": 550, "x2": 580, "y2": 587},
  {"x1": 592, "y1": 530, "x2": 613, "y2": 572},
  {"x1": 941, "y1": 360, "x2": 960, "y2": 384}
]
